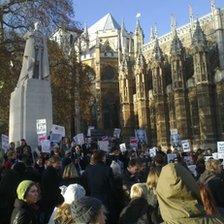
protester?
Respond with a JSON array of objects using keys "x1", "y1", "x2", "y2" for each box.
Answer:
[
  {"x1": 70, "y1": 196, "x2": 106, "y2": 224},
  {"x1": 10, "y1": 180, "x2": 39, "y2": 224},
  {"x1": 48, "y1": 184, "x2": 86, "y2": 224},
  {"x1": 119, "y1": 183, "x2": 153, "y2": 224},
  {"x1": 156, "y1": 163, "x2": 224, "y2": 223}
]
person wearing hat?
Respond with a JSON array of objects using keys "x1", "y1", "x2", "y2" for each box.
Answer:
[
  {"x1": 48, "y1": 183, "x2": 86, "y2": 224},
  {"x1": 10, "y1": 180, "x2": 39, "y2": 224},
  {"x1": 71, "y1": 196, "x2": 106, "y2": 224}
]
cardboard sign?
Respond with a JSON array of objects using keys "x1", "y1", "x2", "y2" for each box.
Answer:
[
  {"x1": 212, "y1": 152, "x2": 218, "y2": 160},
  {"x1": 87, "y1": 126, "x2": 95, "y2": 137},
  {"x1": 36, "y1": 119, "x2": 47, "y2": 135},
  {"x1": 135, "y1": 129, "x2": 148, "y2": 144},
  {"x1": 149, "y1": 147, "x2": 157, "y2": 157},
  {"x1": 170, "y1": 129, "x2": 178, "y2": 135},
  {"x1": 119, "y1": 143, "x2": 127, "y2": 152},
  {"x1": 170, "y1": 133, "x2": 180, "y2": 147},
  {"x1": 73, "y1": 133, "x2": 85, "y2": 146},
  {"x1": 130, "y1": 137, "x2": 138, "y2": 148},
  {"x1": 98, "y1": 140, "x2": 109, "y2": 152},
  {"x1": 217, "y1": 141, "x2": 224, "y2": 153},
  {"x1": 41, "y1": 140, "x2": 51, "y2": 153},
  {"x1": 113, "y1": 128, "x2": 121, "y2": 139},
  {"x1": 181, "y1": 140, "x2": 190, "y2": 152},
  {"x1": 51, "y1": 125, "x2": 65, "y2": 137},
  {"x1": 167, "y1": 153, "x2": 177, "y2": 163},
  {"x1": 1, "y1": 134, "x2": 9, "y2": 152},
  {"x1": 183, "y1": 156, "x2": 193, "y2": 166},
  {"x1": 218, "y1": 153, "x2": 224, "y2": 160},
  {"x1": 38, "y1": 134, "x2": 47, "y2": 145},
  {"x1": 50, "y1": 133, "x2": 62, "y2": 143}
]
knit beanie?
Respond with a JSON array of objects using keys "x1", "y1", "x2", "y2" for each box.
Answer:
[
  {"x1": 71, "y1": 196, "x2": 102, "y2": 223},
  {"x1": 17, "y1": 180, "x2": 35, "y2": 201},
  {"x1": 63, "y1": 184, "x2": 86, "y2": 204}
]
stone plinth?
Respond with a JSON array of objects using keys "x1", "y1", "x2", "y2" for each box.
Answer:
[{"x1": 9, "y1": 79, "x2": 52, "y2": 149}]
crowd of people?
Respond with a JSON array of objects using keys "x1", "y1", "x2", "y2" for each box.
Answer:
[{"x1": 0, "y1": 137, "x2": 224, "y2": 224}]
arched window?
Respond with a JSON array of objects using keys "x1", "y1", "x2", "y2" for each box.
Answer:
[{"x1": 101, "y1": 65, "x2": 116, "y2": 80}]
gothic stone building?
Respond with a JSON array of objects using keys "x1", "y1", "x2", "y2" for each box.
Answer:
[{"x1": 55, "y1": 2, "x2": 224, "y2": 150}]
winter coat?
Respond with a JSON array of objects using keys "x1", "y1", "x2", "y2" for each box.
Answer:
[
  {"x1": 156, "y1": 163, "x2": 224, "y2": 224},
  {"x1": 10, "y1": 199, "x2": 38, "y2": 224},
  {"x1": 119, "y1": 197, "x2": 153, "y2": 224}
]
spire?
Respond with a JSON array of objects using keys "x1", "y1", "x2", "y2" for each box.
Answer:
[
  {"x1": 152, "y1": 38, "x2": 163, "y2": 62},
  {"x1": 210, "y1": 0, "x2": 216, "y2": 13},
  {"x1": 192, "y1": 19, "x2": 207, "y2": 47},
  {"x1": 136, "y1": 53, "x2": 145, "y2": 68},
  {"x1": 135, "y1": 13, "x2": 142, "y2": 33},
  {"x1": 150, "y1": 25, "x2": 157, "y2": 41},
  {"x1": 170, "y1": 14, "x2": 177, "y2": 37},
  {"x1": 170, "y1": 31, "x2": 183, "y2": 56},
  {"x1": 82, "y1": 22, "x2": 89, "y2": 41},
  {"x1": 188, "y1": 4, "x2": 194, "y2": 28}
]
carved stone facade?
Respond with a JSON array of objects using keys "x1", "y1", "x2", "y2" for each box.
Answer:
[{"x1": 54, "y1": 3, "x2": 224, "y2": 149}]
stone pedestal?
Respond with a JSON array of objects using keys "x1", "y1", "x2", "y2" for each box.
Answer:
[{"x1": 9, "y1": 79, "x2": 52, "y2": 149}]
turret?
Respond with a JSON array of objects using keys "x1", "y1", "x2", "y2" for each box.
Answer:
[{"x1": 134, "y1": 14, "x2": 144, "y2": 57}]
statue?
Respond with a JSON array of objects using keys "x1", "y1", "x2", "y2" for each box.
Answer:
[{"x1": 18, "y1": 22, "x2": 50, "y2": 86}]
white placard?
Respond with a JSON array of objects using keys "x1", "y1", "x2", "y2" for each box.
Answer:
[
  {"x1": 119, "y1": 143, "x2": 127, "y2": 152},
  {"x1": 1, "y1": 134, "x2": 9, "y2": 152},
  {"x1": 181, "y1": 140, "x2": 190, "y2": 152},
  {"x1": 73, "y1": 133, "x2": 85, "y2": 146},
  {"x1": 36, "y1": 119, "x2": 47, "y2": 135},
  {"x1": 149, "y1": 147, "x2": 157, "y2": 157},
  {"x1": 113, "y1": 128, "x2": 121, "y2": 139},
  {"x1": 217, "y1": 141, "x2": 224, "y2": 153},
  {"x1": 41, "y1": 140, "x2": 51, "y2": 153},
  {"x1": 167, "y1": 153, "x2": 177, "y2": 163},
  {"x1": 51, "y1": 124, "x2": 65, "y2": 137},
  {"x1": 87, "y1": 126, "x2": 95, "y2": 137},
  {"x1": 98, "y1": 140, "x2": 109, "y2": 152},
  {"x1": 212, "y1": 152, "x2": 218, "y2": 160},
  {"x1": 218, "y1": 153, "x2": 224, "y2": 160},
  {"x1": 38, "y1": 134, "x2": 47, "y2": 145},
  {"x1": 170, "y1": 129, "x2": 178, "y2": 135}
]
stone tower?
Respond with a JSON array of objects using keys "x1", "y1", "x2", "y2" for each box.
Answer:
[
  {"x1": 170, "y1": 19, "x2": 189, "y2": 139},
  {"x1": 191, "y1": 20, "x2": 215, "y2": 148},
  {"x1": 134, "y1": 17, "x2": 144, "y2": 58},
  {"x1": 151, "y1": 37, "x2": 169, "y2": 148}
]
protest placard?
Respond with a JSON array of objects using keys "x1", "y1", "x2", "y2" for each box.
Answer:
[
  {"x1": 113, "y1": 128, "x2": 121, "y2": 139},
  {"x1": 36, "y1": 119, "x2": 47, "y2": 135},
  {"x1": 217, "y1": 141, "x2": 224, "y2": 153},
  {"x1": 149, "y1": 147, "x2": 157, "y2": 158},
  {"x1": 51, "y1": 124, "x2": 65, "y2": 137},
  {"x1": 73, "y1": 133, "x2": 85, "y2": 146},
  {"x1": 167, "y1": 153, "x2": 177, "y2": 163},
  {"x1": 119, "y1": 143, "x2": 127, "y2": 152},
  {"x1": 38, "y1": 134, "x2": 47, "y2": 145},
  {"x1": 181, "y1": 140, "x2": 190, "y2": 152},
  {"x1": 212, "y1": 152, "x2": 218, "y2": 159},
  {"x1": 50, "y1": 133, "x2": 62, "y2": 143},
  {"x1": 98, "y1": 140, "x2": 109, "y2": 152},
  {"x1": 41, "y1": 140, "x2": 51, "y2": 153},
  {"x1": 130, "y1": 137, "x2": 138, "y2": 149},
  {"x1": 1, "y1": 134, "x2": 9, "y2": 152},
  {"x1": 135, "y1": 129, "x2": 148, "y2": 144}
]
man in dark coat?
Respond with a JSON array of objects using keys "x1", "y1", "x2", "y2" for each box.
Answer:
[
  {"x1": 82, "y1": 150, "x2": 116, "y2": 223},
  {"x1": 0, "y1": 162, "x2": 26, "y2": 224},
  {"x1": 40, "y1": 156, "x2": 64, "y2": 223}
]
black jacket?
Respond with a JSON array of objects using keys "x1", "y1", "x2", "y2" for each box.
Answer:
[
  {"x1": 10, "y1": 199, "x2": 38, "y2": 224},
  {"x1": 119, "y1": 197, "x2": 153, "y2": 224}
]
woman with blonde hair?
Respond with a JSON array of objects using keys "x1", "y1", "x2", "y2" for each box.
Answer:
[{"x1": 61, "y1": 162, "x2": 80, "y2": 186}]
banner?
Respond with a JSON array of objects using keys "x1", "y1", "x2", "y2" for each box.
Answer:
[
  {"x1": 1, "y1": 134, "x2": 9, "y2": 152},
  {"x1": 51, "y1": 124, "x2": 65, "y2": 137},
  {"x1": 36, "y1": 119, "x2": 47, "y2": 135}
]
